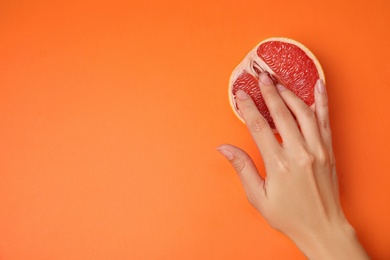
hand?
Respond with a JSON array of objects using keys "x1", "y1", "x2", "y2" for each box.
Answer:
[{"x1": 218, "y1": 73, "x2": 369, "y2": 259}]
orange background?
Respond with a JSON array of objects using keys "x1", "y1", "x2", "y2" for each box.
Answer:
[{"x1": 1, "y1": 0, "x2": 389, "y2": 259}]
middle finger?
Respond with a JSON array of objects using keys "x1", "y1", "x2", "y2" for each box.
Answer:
[{"x1": 258, "y1": 73, "x2": 304, "y2": 146}]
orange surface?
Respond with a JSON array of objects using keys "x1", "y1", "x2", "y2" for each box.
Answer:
[{"x1": 1, "y1": 0, "x2": 389, "y2": 259}]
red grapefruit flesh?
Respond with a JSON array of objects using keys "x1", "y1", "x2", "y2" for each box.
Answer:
[{"x1": 229, "y1": 37, "x2": 325, "y2": 130}]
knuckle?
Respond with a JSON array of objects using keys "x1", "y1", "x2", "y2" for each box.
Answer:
[
  {"x1": 296, "y1": 151, "x2": 315, "y2": 167},
  {"x1": 302, "y1": 106, "x2": 315, "y2": 119},
  {"x1": 314, "y1": 148, "x2": 329, "y2": 166},
  {"x1": 238, "y1": 99, "x2": 257, "y2": 114},
  {"x1": 249, "y1": 118, "x2": 268, "y2": 133},
  {"x1": 319, "y1": 119, "x2": 330, "y2": 129},
  {"x1": 273, "y1": 108, "x2": 291, "y2": 120},
  {"x1": 232, "y1": 159, "x2": 246, "y2": 174}
]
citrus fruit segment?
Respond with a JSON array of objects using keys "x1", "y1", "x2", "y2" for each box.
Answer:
[{"x1": 229, "y1": 37, "x2": 325, "y2": 130}]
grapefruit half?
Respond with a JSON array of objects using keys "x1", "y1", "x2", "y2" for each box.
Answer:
[{"x1": 228, "y1": 37, "x2": 325, "y2": 129}]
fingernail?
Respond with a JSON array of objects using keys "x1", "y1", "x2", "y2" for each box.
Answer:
[
  {"x1": 236, "y1": 89, "x2": 248, "y2": 100},
  {"x1": 216, "y1": 147, "x2": 234, "y2": 160},
  {"x1": 315, "y1": 79, "x2": 326, "y2": 94},
  {"x1": 276, "y1": 83, "x2": 286, "y2": 92},
  {"x1": 259, "y1": 72, "x2": 273, "y2": 85}
]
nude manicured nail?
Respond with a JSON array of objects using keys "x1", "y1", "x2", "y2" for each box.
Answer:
[
  {"x1": 316, "y1": 79, "x2": 326, "y2": 94},
  {"x1": 236, "y1": 89, "x2": 248, "y2": 100},
  {"x1": 216, "y1": 147, "x2": 234, "y2": 160},
  {"x1": 259, "y1": 72, "x2": 273, "y2": 85},
  {"x1": 276, "y1": 84, "x2": 286, "y2": 92}
]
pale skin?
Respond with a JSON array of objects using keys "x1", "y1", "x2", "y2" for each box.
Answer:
[{"x1": 217, "y1": 72, "x2": 369, "y2": 259}]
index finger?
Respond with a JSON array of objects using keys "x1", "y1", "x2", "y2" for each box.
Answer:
[{"x1": 235, "y1": 89, "x2": 282, "y2": 164}]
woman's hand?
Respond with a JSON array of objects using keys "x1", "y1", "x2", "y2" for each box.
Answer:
[{"x1": 218, "y1": 73, "x2": 369, "y2": 259}]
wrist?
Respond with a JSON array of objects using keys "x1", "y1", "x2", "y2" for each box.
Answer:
[{"x1": 291, "y1": 219, "x2": 369, "y2": 260}]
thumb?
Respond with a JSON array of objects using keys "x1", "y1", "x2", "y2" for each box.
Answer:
[{"x1": 217, "y1": 144, "x2": 266, "y2": 210}]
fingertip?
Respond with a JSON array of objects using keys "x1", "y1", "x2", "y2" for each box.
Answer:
[
  {"x1": 217, "y1": 144, "x2": 266, "y2": 208},
  {"x1": 276, "y1": 83, "x2": 286, "y2": 92},
  {"x1": 259, "y1": 72, "x2": 273, "y2": 85},
  {"x1": 216, "y1": 145, "x2": 234, "y2": 160},
  {"x1": 236, "y1": 89, "x2": 249, "y2": 100},
  {"x1": 315, "y1": 79, "x2": 328, "y2": 107},
  {"x1": 315, "y1": 79, "x2": 326, "y2": 94}
]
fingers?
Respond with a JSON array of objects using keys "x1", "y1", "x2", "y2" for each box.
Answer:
[
  {"x1": 275, "y1": 82, "x2": 322, "y2": 151},
  {"x1": 280, "y1": 78, "x2": 337, "y2": 216},
  {"x1": 314, "y1": 79, "x2": 333, "y2": 154},
  {"x1": 235, "y1": 89, "x2": 281, "y2": 165},
  {"x1": 217, "y1": 144, "x2": 266, "y2": 210},
  {"x1": 257, "y1": 73, "x2": 304, "y2": 146}
]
